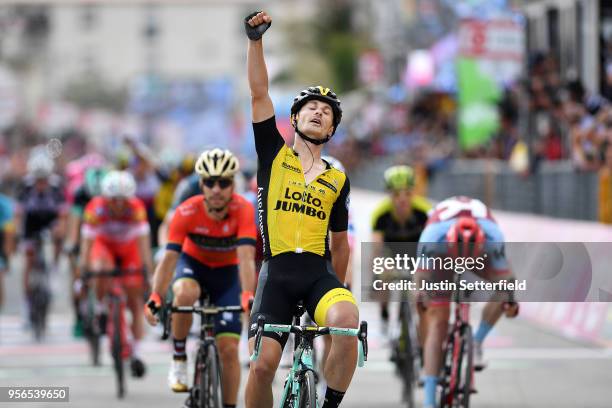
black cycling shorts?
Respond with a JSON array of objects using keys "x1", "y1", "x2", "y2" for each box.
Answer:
[{"x1": 248, "y1": 252, "x2": 356, "y2": 349}]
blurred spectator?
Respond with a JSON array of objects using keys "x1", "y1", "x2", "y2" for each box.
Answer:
[{"x1": 598, "y1": 143, "x2": 612, "y2": 224}]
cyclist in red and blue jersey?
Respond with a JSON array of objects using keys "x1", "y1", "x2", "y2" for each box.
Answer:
[
  {"x1": 145, "y1": 149, "x2": 256, "y2": 408},
  {"x1": 416, "y1": 196, "x2": 519, "y2": 408}
]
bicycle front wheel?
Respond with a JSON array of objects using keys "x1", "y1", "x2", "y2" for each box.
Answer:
[
  {"x1": 197, "y1": 343, "x2": 222, "y2": 408},
  {"x1": 298, "y1": 370, "x2": 317, "y2": 408},
  {"x1": 438, "y1": 331, "x2": 456, "y2": 408},
  {"x1": 399, "y1": 301, "x2": 418, "y2": 408},
  {"x1": 110, "y1": 297, "x2": 125, "y2": 399},
  {"x1": 456, "y1": 325, "x2": 473, "y2": 408}
]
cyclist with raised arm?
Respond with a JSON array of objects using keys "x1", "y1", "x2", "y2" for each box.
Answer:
[
  {"x1": 245, "y1": 11, "x2": 358, "y2": 408},
  {"x1": 415, "y1": 196, "x2": 519, "y2": 408},
  {"x1": 144, "y1": 149, "x2": 257, "y2": 408},
  {"x1": 79, "y1": 170, "x2": 153, "y2": 378},
  {"x1": 371, "y1": 165, "x2": 431, "y2": 334}
]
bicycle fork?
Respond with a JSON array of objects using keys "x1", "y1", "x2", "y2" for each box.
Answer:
[{"x1": 106, "y1": 287, "x2": 131, "y2": 360}]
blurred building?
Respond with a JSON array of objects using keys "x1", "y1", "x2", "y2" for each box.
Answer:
[
  {"x1": 0, "y1": 2, "x2": 317, "y2": 116},
  {"x1": 523, "y1": 0, "x2": 610, "y2": 94}
]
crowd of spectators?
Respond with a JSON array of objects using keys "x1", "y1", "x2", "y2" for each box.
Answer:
[{"x1": 327, "y1": 45, "x2": 612, "y2": 178}]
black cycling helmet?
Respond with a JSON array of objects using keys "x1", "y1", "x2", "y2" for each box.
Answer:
[{"x1": 290, "y1": 86, "x2": 342, "y2": 142}]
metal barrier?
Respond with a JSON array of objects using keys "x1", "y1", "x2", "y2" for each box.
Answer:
[{"x1": 351, "y1": 159, "x2": 600, "y2": 221}]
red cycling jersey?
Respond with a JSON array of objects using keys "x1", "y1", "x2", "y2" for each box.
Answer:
[
  {"x1": 82, "y1": 196, "x2": 150, "y2": 242},
  {"x1": 166, "y1": 194, "x2": 257, "y2": 267},
  {"x1": 81, "y1": 196, "x2": 150, "y2": 278}
]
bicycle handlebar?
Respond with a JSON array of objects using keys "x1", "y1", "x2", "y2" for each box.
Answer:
[
  {"x1": 249, "y1": 316, "x2": 369, "y2": 366},
  {"x1": 168, "y1": 305, "x2": 244, "y2": 314},
  {"x1": 156, "y1": 303, "x2": 244, "y2": 340}
]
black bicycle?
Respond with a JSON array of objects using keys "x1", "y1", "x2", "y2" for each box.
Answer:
[
  {"x1": 27, "y1": 236, "x2": 51, "y2": 342},
  {"x1": 83, "y1": 269, "x2": 131, "y2": 398},
  {"x1": 158, "y1": 296, "x2": 243, "y2": 408},
  {"x1": 79, "y1": 271, "x2": 102, "y2": 366},
  {"x1": 437, "y1": 273, "x2": 474, "y2": 408},
  {"x1": 391, "y1": 297, "x2": 421, "y2": 408}
]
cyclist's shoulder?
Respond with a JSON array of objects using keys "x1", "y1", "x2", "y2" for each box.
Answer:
[
  {"x1": 174, "y1": 194, "x2": 204, "y2": 217},
  {"x1": 411, "y1": 195, "x2": 432, "y2": 214},
  {"x1": 476, "y1": 217, "x2": 504, "y2": 241},
  {"x1": 127, "y1": 196, "x2": 146, "y2": 209},
  {"x1": 84, "y1": 195, "x2": 103, "y2": 208},
  {"x1": 0, "y1": 192, "x2": 12, "y2": 205},
  {"x1": 230, "y1": 193, "x2": 255, "y2": 210},
  {"x1": 372, "y1": 197, "x2": 393, "y2": 220}
]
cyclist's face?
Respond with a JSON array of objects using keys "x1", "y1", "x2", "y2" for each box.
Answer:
[
  {"x1": 390, "y1": 189, "x2": 412, "y2": 214},
  {"x1": 34, "y1": 178, "x2": 49, "y2": 191},
  {"x1": 201, "y1": 177, "x2": 234, "y2": 210},
  {"x1": 297, "y1": 100, "x2": 334, "y2": 138},
  {"x1": 108, "y1": 197, "x2": 129, "y2": 212}
]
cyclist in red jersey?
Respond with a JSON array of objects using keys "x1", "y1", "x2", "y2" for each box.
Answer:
[
  {"x1": 79, "y1": 170, "x2": 153, "y2": 378},
  {"x1": 145, "y1": 149, "x2": 257, "y2": 408}
]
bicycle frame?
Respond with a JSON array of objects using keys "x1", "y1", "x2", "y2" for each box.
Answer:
[
  {"x1": 161, "y1": 298, "x2": 243, "y2": 408},
  {"x1": 250, "y1": 316, "x2": 368, "y2": 408},
  {"x1": 439, "y1": 272, "x2": 474, "y2": 408}
]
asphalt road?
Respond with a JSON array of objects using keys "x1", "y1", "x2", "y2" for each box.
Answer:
[{"x1": 1, "y1": 189, "x2": 611, "y2": 407}]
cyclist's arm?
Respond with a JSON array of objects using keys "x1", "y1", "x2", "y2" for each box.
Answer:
[
  {"x1": 330, "y1": 230, "x2": 350, "y2": 283},
  {"x1": 236, "y1": 199, "x2": 257, "y2": 293},
  {"x1": 2, "y1": 222, "x2": 16, "y2": 259},
  {"x1": 247, "y1": 16, "x2": 274, "y2": 123},
  {"x1": 371, "y1": 230, "x2": 384, "y2": 258},
  {"x1": 151, "y1": 249, "x2": 180, "y2": 299},
  {"x1": 154, "y1": 202, "x2": 190, "y2": 296},
  {"x1": 79, "y1": 202, "x2": 99, "y2": 274},
  {"x1": 64, "y1": 209, "x2": 82, "y2": 253},
  {"x1": 0, "y1": 197, "x2": 16, "y2": 257},
  {"x1": 157, "y1": 210, "x2": 173, "y2": 249},
  {"x1": 78, "y1": 236, "x2": 94, "y2": 277},
  {"x1": 237, "y1": 245, "x2": 256, "y2": 293},
  {"x1": 137, "y1": 233, "x2": 154, "y2": 282}
]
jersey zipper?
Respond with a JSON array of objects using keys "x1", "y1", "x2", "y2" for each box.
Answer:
[{"x1": 295, "y1": 182, "x2": 306, "y2": 253}]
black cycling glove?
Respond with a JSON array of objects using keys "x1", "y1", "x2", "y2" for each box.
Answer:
[{"x1": 244, "y1": 11, "x2": 271, "y2": 41}]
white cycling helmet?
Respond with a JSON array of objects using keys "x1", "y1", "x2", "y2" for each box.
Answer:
[
  {"x1": 322, "y1": 155, "x2": 346, "y2": 173},
  {"x1": 195, "y1": 148, "x2": 240, "y2": 178},
  {"x1": 27, "y1": 154, "x2": 54, "y2": 178},
  {"x1": 101, "y1": 170, "x2": 136, "y2": 198}
]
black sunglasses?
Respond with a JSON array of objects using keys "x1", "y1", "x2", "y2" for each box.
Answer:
[{"x1": 202, "y1": 178, "x2": 233, "y2": 189}]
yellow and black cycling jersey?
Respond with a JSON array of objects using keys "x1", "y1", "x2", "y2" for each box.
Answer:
[
  {"x1": 254, "y1": 116, "x2": 350, "y2": 259},
  {"x1": 371, "y1": 196, "x2": 431, "y2": 242}
]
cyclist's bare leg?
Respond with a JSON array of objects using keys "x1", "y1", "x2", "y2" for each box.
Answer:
[
  {"x1": 217, "y1": 336, "x2": 240, "y2": 406},
  {"x1": 23, "y1": 244, "x2": 35, "y2": 297},
  {"x1": 51, "y1": 217, "x2": 66, "y2": 266},
  {"x1": 423, "y1": 306, "x2": 449, "y2": 376},
  {"x1": 417, "y1": 302, "x2": 428, "y2": 348},
  {"x1": 125, "y1": 285, "x2": 145, "y2": 341},
  {"x1": 321, "y1": 335, "x2": 332, "y2": 373},
  {"x1": 91, "y1": 258, "x2": 114, "y2": 302},
  {"x1": 171, "y1": 279, "x2": 200, "y2": 340},
  {"x1": 0, "y1": 270, "x2": 4, "y2": 309},
  {"x1": 481, "y1": 301, "x2": 503, "y2": 327},
  {"x1": 245, "y1": 337, "x2": 282, "y2": 408},
  {"x1": 322, "y1": 301, "x2": 359, "y2": 392}
]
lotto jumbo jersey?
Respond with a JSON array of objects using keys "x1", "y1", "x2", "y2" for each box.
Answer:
[{"x1": 253, "y1": 116, "x2": 350, "y2": 259}]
